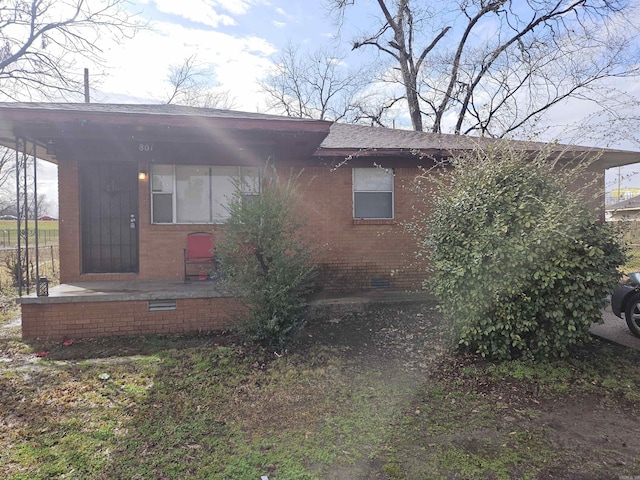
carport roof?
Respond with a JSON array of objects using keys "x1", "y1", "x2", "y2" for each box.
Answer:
[{"x1": 0, "y1": 103, "x2": 332, "y2": 163}]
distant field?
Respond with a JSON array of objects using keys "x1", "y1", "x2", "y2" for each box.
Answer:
[
  {"x1": 0, "y1": 220, "x2": 59, "y2": 288},
  {"x1": 0, "y1": 219, "x2": 58, "y2": 230},
  {"x1": 0, "y1": 220, "x2": 58, "y2": 247},
  {"x1": 0, "y1": 244, "x2": 59, "y2": 290}
]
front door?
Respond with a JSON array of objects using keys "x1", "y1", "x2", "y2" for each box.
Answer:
[{"x1": 80, "y1": 162, "x2": 139, "y2": 273}]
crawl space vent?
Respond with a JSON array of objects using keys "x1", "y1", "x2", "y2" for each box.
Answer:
[
  {"x1": 148, "y1": 300, "x2": 177, "y2": 312},
  {"x1": 371, "y1": 278, "x2": 391, "y2": 288}
]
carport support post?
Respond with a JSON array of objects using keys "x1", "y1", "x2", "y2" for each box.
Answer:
[
  {"x1": 14, "y1": 137, "x2": 21, "y2": 296},
  {"x1": 22, "y1": 139, "x2": 29, "y2": 294},
  {"x1": 33, "y1": 140, "x2": 39, "y2": 285},
  {"x1": 14, "y1": 137, "x2": 40, "y2": 296}
]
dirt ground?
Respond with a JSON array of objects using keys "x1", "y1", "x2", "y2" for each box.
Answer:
[
  {"x1": 293, "y1": 300, "x2": 640, "y2": 479},
  {"x1": 2, "y1": 299, "x2": 640, "y2": 479}
]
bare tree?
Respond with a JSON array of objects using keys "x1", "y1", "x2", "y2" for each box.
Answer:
[
  {"x1": 0, "y1": 153, "x2": 53, "y2": 218},
  {"x1": 260, "y1": 41, "x2": 377, "y2": 123},
  {"x1": 165, "y1": 55, "x2": 235, "y2": 109},
  {"x1": 0, "y1": 0, "x2": 139, "y2": 101},
  {"x1": 329, "y1": 0, "x2": 640, "y2": 136}
]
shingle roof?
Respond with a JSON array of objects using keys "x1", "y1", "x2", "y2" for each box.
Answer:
[
  {"x1": 0, "y1": 103, "x2": 332, "y2": 164},
  {"x1": 0, "y1": 102, "x2": 312, "y2": 122},
  {"x1": 316, "y1": 123, "x2": 640, "y2": 168},
  {"x1": 319, "y1": 123, "x2": 493, "y2": 150},
  {"x1": 319, "y1": 123, "x2": 598, "y2": 153},
  {"x1": 0, "y1": 103, "x2": 638, "y2": 168}
]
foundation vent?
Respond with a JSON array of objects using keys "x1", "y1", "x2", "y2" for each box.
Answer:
[
  {"x1": 148, "y1": 300, "x2": 177, "y2": 312},
  {"x1": 371, "y1": 277, "x2": 391, "y2": 288}
]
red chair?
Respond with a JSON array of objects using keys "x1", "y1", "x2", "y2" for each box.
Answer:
[{"x1": 184, "y1": 232, "x2": 216, "y2": 281}]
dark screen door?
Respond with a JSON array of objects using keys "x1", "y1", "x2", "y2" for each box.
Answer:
[{"x1": 80, "y1": 162, "x2": 139, "y2": 273}]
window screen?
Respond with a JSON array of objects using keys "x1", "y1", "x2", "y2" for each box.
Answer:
[
  {"x1": 176, "y1": 166, "x2": 210, "y2": 223},
  {"x1": 353, "y1": 168, "x2": 394, "y2": 219},
  {"x1": 151, "y1": 165, "x2": 174, "y2": 223}
]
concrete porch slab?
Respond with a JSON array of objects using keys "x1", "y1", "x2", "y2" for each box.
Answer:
[{"x1": 18, "y1": 279, "x2": 234, "y2": 304}]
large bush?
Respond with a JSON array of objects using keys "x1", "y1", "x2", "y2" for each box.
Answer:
[
  {"x1": 413, "y1": 144, "x2": 626, "y2": 360},
  {"x1": 217, "y1": 167, "x2": 316, "y2": 350}
]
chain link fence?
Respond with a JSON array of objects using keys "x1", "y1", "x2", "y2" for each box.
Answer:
[
  {"x1": 0, "y1": 245, "x2": 59, "y2": 291},
  {"x1": 0, "y1": 229, "x2": 59, "y2": 247}
]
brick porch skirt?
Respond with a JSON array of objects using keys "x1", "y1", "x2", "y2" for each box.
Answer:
[{"x1": 21, "y1": 297, "x2": 246, "y2": 341}]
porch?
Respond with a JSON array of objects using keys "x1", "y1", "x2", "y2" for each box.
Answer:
[{"x1": 19, "y1": 280, "x2": 245, "y2": 341}]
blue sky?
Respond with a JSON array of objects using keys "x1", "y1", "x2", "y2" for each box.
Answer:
[{"x1": 96, "y1": 1, "x2": 360, "y2": 108}]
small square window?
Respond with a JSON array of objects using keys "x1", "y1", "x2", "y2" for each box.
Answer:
[{"x1": 353, "y1": 168, "x2": 394, "y2": 219}]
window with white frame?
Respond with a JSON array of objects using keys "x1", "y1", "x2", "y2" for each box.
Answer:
[
  {"x1": 151, "y1": 165, "x2": 260, "y2": 224},
  {"x1": 353, "y1": 167, "x2": 394, "y2": 219}
]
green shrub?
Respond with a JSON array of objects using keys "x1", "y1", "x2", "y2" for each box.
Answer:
[
  {"x1": 217, "y1": 166, "x2": 316, "y2": 350},
  {"x1": 412, "y1": 143, "x2": 626, "y2": 360}
]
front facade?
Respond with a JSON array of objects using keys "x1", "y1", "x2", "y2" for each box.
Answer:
[{"x1": 0, "y1": 104, "x2": 637, "y2": 340}]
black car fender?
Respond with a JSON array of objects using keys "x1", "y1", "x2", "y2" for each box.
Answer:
[{"x1": 611, "y1": 283, "x2": 640, "y2": 318}]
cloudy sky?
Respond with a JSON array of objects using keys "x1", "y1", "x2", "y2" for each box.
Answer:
[
  {"x1": 36, "y1": 0, "x2": 640, "y2": 212},
  {"x1": 95, "y1": 0, "x2": 356, "y2": 109}
]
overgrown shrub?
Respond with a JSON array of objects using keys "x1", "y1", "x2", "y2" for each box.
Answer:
[
  {"x1": 412, "y1": 143, "x2": 626, "y2": 360},
  {"x1": 217, "y1": 166, "x2": 316, "y2": 350}
]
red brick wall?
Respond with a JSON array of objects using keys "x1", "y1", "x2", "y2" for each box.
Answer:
[
  {"x1": 55, "y1": 155, "x2": 605, "y2": 292},
  {"x1": 58, "y1": 160, "x2": 81, "y2": 283},
  {"x1": 58, "y1": 160, "x2": 228, "y2": 282},
  {"x1": 57, "y1": 160, "x2": 430, "y2": 290},
  {"x1": 21, "y1": 297, "x2": 246, "y2": 341},
  {"x1": 137, "y1": 176, "x2": 227, "y2": 279},
  {"x1": 294, "y1": 166, "x2": 429, "y2": 291}
]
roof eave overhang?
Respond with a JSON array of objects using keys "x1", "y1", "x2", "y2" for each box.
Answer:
[
  {"x1": 0, "y1": 107, "x2": 332, "y2": 164},
  {"x1": 605, "y1": 207, "x2": 640, "y2": 212},
  {"x1": 314, "y1": 147, "x2": 446, "y2": 158},
  {"x1": 314, "y1": 146, "x2": 640, "y2": 170},
  {"x1": 588, "y1": 151, "x2": 640, "y2": 169}
]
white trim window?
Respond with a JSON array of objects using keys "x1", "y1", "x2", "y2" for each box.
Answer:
[
  {"x1": 353, "y1": 167, "x2": 394, "y2": 219},
  {"x1": 151, "y1": 165, "x2": 260, "y2": 224}
]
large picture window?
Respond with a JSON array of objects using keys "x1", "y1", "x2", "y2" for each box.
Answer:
[
  {"x1": 151, "y1": 165, "x2": 260, "y2": 224},
  {"x1": 353, "y1": 167, "x2": 394, "y2": 219}
]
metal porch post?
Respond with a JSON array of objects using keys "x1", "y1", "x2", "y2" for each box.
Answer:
[
  {"x1": 15, "y1": 138, "x2": 21, "y2": 296},
  {"x1": 22, "y1": 139, "x2": 29, "y2": 294},
  {"x1": 33, "y1": 140, "x2": 39, "y2": 285}
]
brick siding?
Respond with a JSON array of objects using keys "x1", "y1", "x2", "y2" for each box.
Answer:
[
  {"x1": 57, "y1": 161, "x2": 430, "y2": 291},
  {"x1": 295, "y1": 166, "x2": 429, "y2": 291},
  {"x1": 21, "y1": 297, "x2": 246, "y2": 341}
]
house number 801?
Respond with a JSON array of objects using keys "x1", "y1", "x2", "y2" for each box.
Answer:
[{"x1": 138, "y1": 143, "x2": 153, "y2": 152}]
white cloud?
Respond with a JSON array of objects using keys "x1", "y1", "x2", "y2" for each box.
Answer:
[
  {"x1": 274, "y1": 6, "x2": 298, "y2": 22},
  {"x1": 214, "y1": 0, "x2": 257, "y2": 15},
  {"x1": 272, "y1": 20, "x2": 286, "y2": 28},
  {"x1": 98, "y1": 19, "x2": 276, "y2": 111},
  {"x1": 152, "y1": 0, "x2": 235, "y2": 27}
]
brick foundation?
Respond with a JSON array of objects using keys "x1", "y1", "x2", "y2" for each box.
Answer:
[{"x1": 21, "y1": 297, "x2": 246, "y2": 341}]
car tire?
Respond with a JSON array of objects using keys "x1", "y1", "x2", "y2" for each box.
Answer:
[{"x1": 624, "y1": 292, "x2": 640, "y2": 338}]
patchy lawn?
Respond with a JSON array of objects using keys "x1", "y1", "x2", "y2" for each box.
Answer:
[{"x1": 1, "y1": 299, "x2": 639, "y2": 479}]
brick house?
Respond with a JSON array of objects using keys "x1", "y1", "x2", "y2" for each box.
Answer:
[{"x1": 0, "y1": 103, "x2": 637, "y2": 340}]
